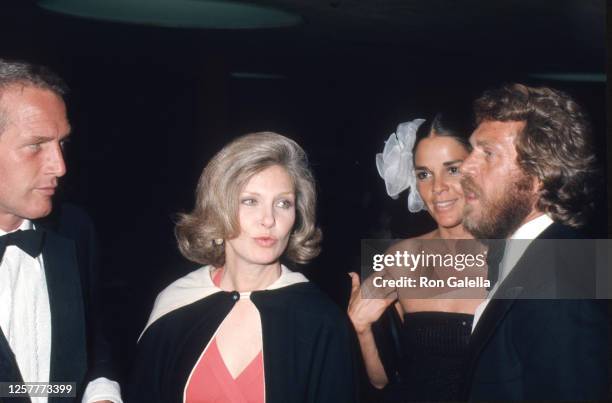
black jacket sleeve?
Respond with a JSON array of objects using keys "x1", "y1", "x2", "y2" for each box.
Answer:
[{"x1": 50, "y1": 204, "x2": 119, "y2": 382}]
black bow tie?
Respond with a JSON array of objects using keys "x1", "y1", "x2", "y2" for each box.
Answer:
[
  {"x1": 0, "y1": 230, "x2": 45, "y2": 262},
  {"x1": 485, "y1": 239, "x2": 506, "y2": 291}
]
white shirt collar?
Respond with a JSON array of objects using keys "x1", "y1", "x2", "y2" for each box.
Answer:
[
  {"x1": 0, "y1": 219, "x2": 33, "y2": 236},
  {"x1": 509, "y1": 214, "x2": 554, "y2": 240},
  {"x1": 497, "y1": 214, "x2": 554, "y2": 286},
  {"x1": 472, "y1": 214, "x2": 555, "y2": 332}
]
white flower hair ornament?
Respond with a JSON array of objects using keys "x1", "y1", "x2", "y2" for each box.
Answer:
[{"x1": 375, "y1": 119, "x2": 427, "y2": 213}]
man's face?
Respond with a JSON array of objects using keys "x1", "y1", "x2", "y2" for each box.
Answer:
[
  {"x1": 0, "y1": 85, "x2": 70, "y2": 230},
  {"x1": 460, "y1": 120, "x2": 538, "y2": 239}
]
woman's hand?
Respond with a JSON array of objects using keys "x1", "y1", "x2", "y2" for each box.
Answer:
[{"x1": 347, "y1": 272, "x2": 396, "y2": 335}]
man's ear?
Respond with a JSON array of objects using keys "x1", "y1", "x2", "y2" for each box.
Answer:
[
  {"x1": 532, "y1": 176, "x2": 545, "y2": 211},
  {"x1": 532, "y1": 176, "x2": 543, "y2": 193}
]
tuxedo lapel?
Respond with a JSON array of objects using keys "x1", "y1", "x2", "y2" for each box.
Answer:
[
  {"x1": 0, "y1": 327, "x2": 25, "y2": 383},
  {"x1": 463, "y1": 289, "x2": 519, "y2": 393},
  {"x1": 470, "y1": 292, "x2": 518, "y2": 350},
  {"x1": 40, "y1": 231, "x2": 88, "y2": 390},
  {"x1": 469, "y1": 227, "x2": 561, "y2": 345},
  {"x1": 463, "y1": 223, "x2": 574, "y2": 398},
  {"x1": 463, "y1": 239, "x2": 543, "y2": 399},
  {"x1": 0, "y1": 329, "x2": 31, "y2": 402}
]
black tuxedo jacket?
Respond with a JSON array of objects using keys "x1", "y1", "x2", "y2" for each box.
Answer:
[
  {"x1": 0, "y1": 204, "x2": 112, "y2": 403},
  {"x1": 462, "y1": 222, "x2": 610, "y2": 400}
]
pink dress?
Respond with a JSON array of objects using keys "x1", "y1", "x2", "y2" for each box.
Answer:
[{"x1": 185, "y1": 270, "x2": 265, "y2": 403}]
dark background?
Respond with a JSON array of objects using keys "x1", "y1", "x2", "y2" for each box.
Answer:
[{"x1": 1, "y1": 0, "x2": 607, "y2": 387}]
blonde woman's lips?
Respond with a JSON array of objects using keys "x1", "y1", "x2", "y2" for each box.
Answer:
[{"x1": 254, "y1": 236, "x2": 277, "y2": 247}]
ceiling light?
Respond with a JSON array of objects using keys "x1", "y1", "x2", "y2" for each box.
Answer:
[
  {"x1": 38, "y1": 0, "x2": 302, "y2": 29},
  {"x1": 528, "y1": 73, "x2": 605, "y2": 82}
]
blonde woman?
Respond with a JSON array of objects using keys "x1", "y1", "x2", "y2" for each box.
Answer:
[{"x1": 129, "y1": 132, "x2": 356, "y2": 403}]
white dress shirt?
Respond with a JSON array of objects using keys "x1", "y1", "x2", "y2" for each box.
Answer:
[
  {"x1": 0, "y1": 219, "x2": 122, "y2": 403},
  {"x1": 0, "y1": 220, "x2": 51, "y2": 403},
  {"x1": 472, "y1": 214, "x2": 554, "y2": 331}
]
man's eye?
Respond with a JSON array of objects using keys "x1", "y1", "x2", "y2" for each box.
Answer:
[
  {"x1": 241, "y1": 198, "x2": 257, "y2": 206},
  {"x1": 27, "y1": 143, "x2": 42, "y2": 151},
  {"x1": 448, "y1": 166, "x2": 460, "y2": 175}
]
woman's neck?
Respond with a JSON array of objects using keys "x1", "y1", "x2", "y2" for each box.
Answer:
[
  {"x1": 218, "y1": 259, "x2": 282, "y2": 292},
  {"x1": 436, "y1": 223, "x2": 472, "y2": 239}
]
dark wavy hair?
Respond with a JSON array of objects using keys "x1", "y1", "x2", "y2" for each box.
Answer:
[
  {"x1": 473, "y1": 83, "x2": 597, "y2": 227},
  {"x1": 414, "y1": 111, "x2": 473, "y2": 155}
]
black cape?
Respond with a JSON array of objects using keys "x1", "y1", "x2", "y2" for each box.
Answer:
[{"x1": 128, "y1": 266, "x2": 357, "y2": 403}]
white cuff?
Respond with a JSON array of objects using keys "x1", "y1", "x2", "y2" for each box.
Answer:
[{"x1": 81, "y1": 377, "x2": 123, "y2": 403}]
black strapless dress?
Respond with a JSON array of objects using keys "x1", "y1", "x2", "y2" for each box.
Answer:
[{"x1": 373, "y1": 310, "x2": 473, "y2": 402}]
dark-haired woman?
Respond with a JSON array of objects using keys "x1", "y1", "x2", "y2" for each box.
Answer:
[{"x1": 348, "y1": 114, "x2": 486, "y2": 402}]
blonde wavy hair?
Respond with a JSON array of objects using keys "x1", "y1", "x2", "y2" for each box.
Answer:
[{"x1": 175, "y1": 132, "x2": 322, "y2": 267}]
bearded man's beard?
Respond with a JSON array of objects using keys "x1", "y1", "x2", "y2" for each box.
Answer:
[{"x1": 462, "y1": 171, "x2": 535, "y2": 239}]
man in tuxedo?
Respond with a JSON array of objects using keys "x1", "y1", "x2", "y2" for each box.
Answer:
[
  {"x1": 0, "y1": 60, "x2": 121, "y2": 402},
  {"x1": 459, "y1": 83, "x2": 609, "y2": 400}
]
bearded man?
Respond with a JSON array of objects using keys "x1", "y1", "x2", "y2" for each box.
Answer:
[{"x1": 459, "y1": 83, "x2": 609, "y2": 400}]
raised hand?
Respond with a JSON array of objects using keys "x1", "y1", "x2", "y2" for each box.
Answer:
[{"x1": 347, "y1": 272, "x2": 397, "y2": 334}]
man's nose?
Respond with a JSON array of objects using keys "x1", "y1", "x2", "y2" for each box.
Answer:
[
  {"x1": 460, "y1": 152, "x2": 477, "y2": 178},
  {"x1": 47, "y1": 143, "x2": 67, "y2": 177}
]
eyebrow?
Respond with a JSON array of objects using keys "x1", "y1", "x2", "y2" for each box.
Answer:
[
  {"x1": 415, "y1": 160, "x2": 463, "y2": 171},
  {"x1": 443, "y1": 160, "x2": 463, "y2": 166},
  {"x1": 241, "y1": 191, "x2": 295, "y2": 196},
  {"x1": 474, "y1": 138, "x2": 505, "y2": 149},
  {"x1": 27, "y1": 131, "x2": 71, "y2": 142},
  {"x1": 28, "y1": 135, "x2": 55, "y2": 143}
]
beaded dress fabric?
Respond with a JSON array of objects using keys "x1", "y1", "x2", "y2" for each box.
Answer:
[{"x1": 377, "y1": 311, "x2": 473, "y2": 402}]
